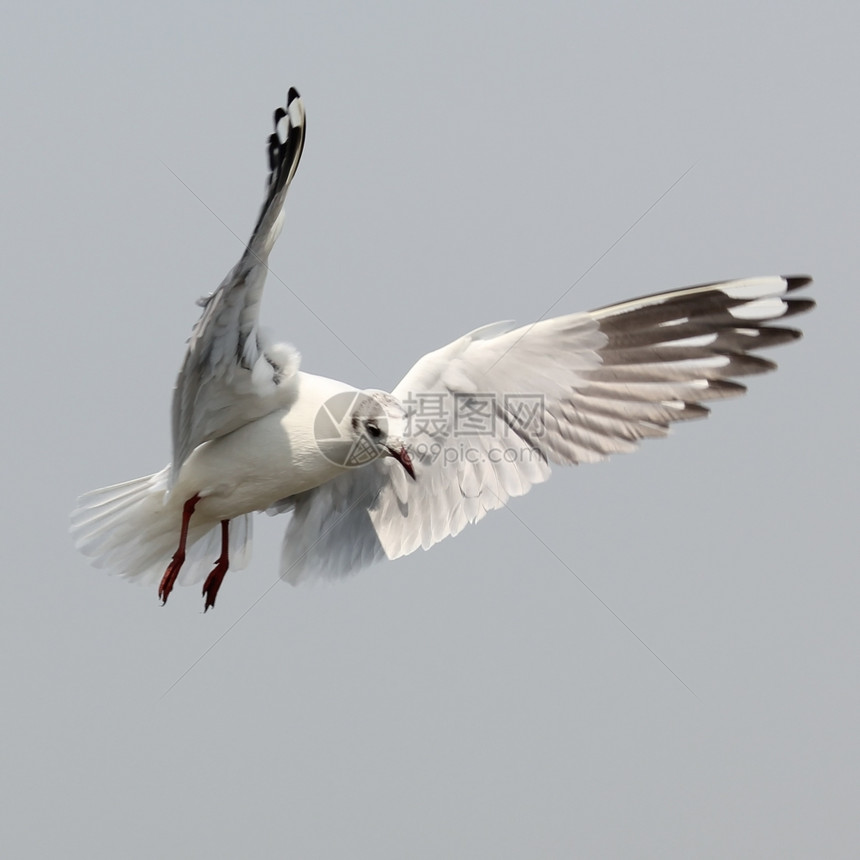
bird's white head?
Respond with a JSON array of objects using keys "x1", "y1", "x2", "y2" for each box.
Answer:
[
  {"x1": 312, "y1": 388, "x2": 415, "y2": 478},
  {"x1": 355, "y1": 390, "x2": 415, "y2": 478}
]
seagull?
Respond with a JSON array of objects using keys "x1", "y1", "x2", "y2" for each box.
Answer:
[{"x1": 70, "y1": 88, "x2": 815, "y2": 610}]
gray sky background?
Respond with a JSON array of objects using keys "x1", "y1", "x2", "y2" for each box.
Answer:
[{"x1": 3, "y1": 2, "x2": 858, "y2": 857}]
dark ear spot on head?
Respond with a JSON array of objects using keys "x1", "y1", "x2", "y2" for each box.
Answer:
[{"x1": 351, "y1": 415, "x2": 359, "y2": 431}]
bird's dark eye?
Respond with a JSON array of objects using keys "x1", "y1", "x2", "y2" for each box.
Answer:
[{"x1": 366, "y1": 422, "x2": 382, "y2": 439}]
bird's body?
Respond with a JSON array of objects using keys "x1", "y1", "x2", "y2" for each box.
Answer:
[
  {"x1": 70, "y1": 88, "x2": 815, "y2": 608},
  {"x1": 173, "y1": 372, "x2": 360, "y2": 521}
]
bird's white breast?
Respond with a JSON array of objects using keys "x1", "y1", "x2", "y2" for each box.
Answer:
[{"x1": 171, "y1": 372, "x2": 361, "y2": 522}]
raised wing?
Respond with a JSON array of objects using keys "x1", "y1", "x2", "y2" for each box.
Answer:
[
  {"x1": 275, "y1": 275, "x2": 813, "y2": 583},
  {"x1": 170, "y1": 89, "x2": 306, "y2": 481}
]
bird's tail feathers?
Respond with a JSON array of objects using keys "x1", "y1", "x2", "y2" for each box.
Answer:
[{"x1": 70, "y1": 468, "x2": 252, "y2": 588}]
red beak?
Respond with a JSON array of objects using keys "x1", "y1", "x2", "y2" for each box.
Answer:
[{"x1": 387, "y1": 445, "x2": 416, "y2": 480}]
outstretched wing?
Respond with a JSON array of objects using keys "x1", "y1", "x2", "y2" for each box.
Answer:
[
  {"x1": 170, "y1": 89, "x2": 307, "y2": 482},
  {"x1": 275, "y1": 275, "x2": 814, "y2": 583}
]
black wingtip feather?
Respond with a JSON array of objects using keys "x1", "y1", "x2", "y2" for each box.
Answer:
[
  {"x1": 288, "y1": 86, "x2": 300, "y2": 103},
  {"x1": 784, "y1": 275, "x2": 813, "y2": 292},
  {"x1": 765, "y1": 326, "x2": 804, "y2": 346},
  {"x1": 783, "y1": 298, "x2": 816, "y2": 318},
  {"x1": 267, "y1": 132, "x2": 280, "y2": 171}
]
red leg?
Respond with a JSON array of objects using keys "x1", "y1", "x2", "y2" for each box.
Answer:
[
  {"x1": 202, "y1": 520, "x2": 230, "y2": 612},
  {"x1": 158, "y1": 494, "x2": 200, "y2": 605}
]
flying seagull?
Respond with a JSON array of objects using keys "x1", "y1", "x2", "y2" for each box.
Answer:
[{"x1": 70, "y1": 88, "x2": 815, "y2": 610}]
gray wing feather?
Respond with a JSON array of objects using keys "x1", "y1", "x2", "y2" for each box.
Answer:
[
  {"x1": 276, "y1": 275, "x2": 813, "y2": 583},
  {"x1": 170, "y1": 89, "x2": 306, "y2": 481},
  {"x1": 276, "y1": 470, "x2": 389, "y2": 583}
]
